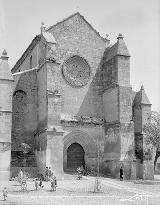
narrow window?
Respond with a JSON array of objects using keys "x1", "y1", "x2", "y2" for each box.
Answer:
[{"x1": 30, "y1": 55, "x2": 32, "y2": 69}]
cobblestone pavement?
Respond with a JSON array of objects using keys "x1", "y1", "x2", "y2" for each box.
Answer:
[{"x1": 0, "y1": 175, "x2": 160, "y2": 205}]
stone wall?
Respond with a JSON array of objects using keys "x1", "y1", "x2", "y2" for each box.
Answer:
[
  {"x1": 103, "y1": 122, "x2": 135, "y2": 179},
  {"x1": 48, "y1": 13, "x2": 105, "y2": 69},
  {"x1": 103, "y1": 87, "x2": 119, "y2": 123},
  {"x1": 133, "y1": 107, "x2": 142, "y2": 133},
  {"x1": 115, "y1": 56, "x2": 130, "y2": 86},
  {"x1": 119, "y1": 86, "x2": 132, "y2": 123},
  {"x1": 47, "y1": 13, "x2": 106, "y2": 120},
  {"x1": 11, "y1": 37, "x2": 48, "y2": 176},
  {"x1": 37, "y1": 66, "x2": 47, "y2": 132},
  {"x1": 12, "y1": 70, "x2": 38, "y2": 151}
]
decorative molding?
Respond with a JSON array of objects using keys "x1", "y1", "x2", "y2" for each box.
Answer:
[
  {"x1": 63, "y1": 129, "x2": 97, "y2": 154},
  {"x1": 62, "y1": 55, "x2": 91, "y2": 88}
]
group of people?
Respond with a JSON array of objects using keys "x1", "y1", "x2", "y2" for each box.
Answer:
[
  {"x1": 18, "y1": 167, "x2": 57, "y2": 192},
  {"x1": 45, "y1": 167, "x2": 53, "y2": 181},
  {"x1": 1, "y1": 165, "x2": 124, "y2": 201},
  {"x1": 44, "y1": 167, "x2": 57, "y2": 191}
]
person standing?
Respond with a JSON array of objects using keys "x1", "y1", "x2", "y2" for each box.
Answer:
[
  {"x1": 45, "y1": 167, "x2": 49, "y2": 181},
  {"x1": 18, "y1": 169, "x2": 23, "y2": 184},
  {"x1": 39, "y1": 178, "x2": 44, "y2": 188},
  {"x1": 2, "y1": 187, "x2": 8, "y2": 201},
  {"x1": 34, "y1": 178, "x2": 39, "y2": 190},
  {"x1": 50, "y1": 174, "x2": 57, "y2": 191},
  {"x1": 48, "y1": 167, "x2": 53, "y2": 179},
  {"x1": 120, "y1": 166, "x2": 124, "y2": 181},
  {"x1": 19, "y1": 169, "x2": 23, "y2": 178}
]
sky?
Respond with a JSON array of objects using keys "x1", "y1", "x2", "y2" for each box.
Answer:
[{"x1": 0, "y1": 0, "x2": 159, "y2": 111}]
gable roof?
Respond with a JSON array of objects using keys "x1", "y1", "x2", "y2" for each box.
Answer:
[
  {"x1": 12, "y1": 35, "x2": 41, "y2": 73},
  {"x1": 12, "y1": 12, "x2": 106, "y2": 73},
  {"x1": 46, "y1": 12, "x2": 106, "y2": 42}
]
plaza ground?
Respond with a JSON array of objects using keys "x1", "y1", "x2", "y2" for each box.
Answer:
[{"x1": 0, "y1": 175, "x2": 160, "y2": 205}]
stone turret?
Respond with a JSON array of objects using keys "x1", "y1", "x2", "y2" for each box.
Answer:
[
  {"x1": 133, "y1": 85, "x2": 151, "y2": 133},
  {"x1": 133, "y1": 85, "x2": 153, "y2": 180},
  {"x1": 0, "y1": 50, "x2": 14, "y2": 180},
  {"x1": 102, "y1": 34, "x2": 135, "y2": 180},
  {"x1": 115, "y1": 33, "x2": 131, "y2": 87}
]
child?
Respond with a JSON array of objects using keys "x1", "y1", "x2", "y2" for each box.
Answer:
[
  {"x1": 55, "y1": 175, "x2": 57, "y2": 191},
  {"x1": 2, "y1": 187, "x2": 8, "y2": 201},
  {"x1": 34, "y1": 178, "x2": 39, "y2": 190},
  {"x1": 51, "y1": 179, "x2": 54, "y2": 191},
  {"x1": 50, "y1": 175, "x2": 57, "y2": 191}
]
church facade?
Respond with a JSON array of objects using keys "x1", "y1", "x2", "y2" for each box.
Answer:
[{"x1": 0, "y1": 13, "x2": 154, "y2": 180}]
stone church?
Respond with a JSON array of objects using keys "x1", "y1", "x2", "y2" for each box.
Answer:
[{"x1": 0, "y1": 12, "x2": 153, "y2": 181}]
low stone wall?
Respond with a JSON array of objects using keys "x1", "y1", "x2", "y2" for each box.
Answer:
[{"x1": 11, "y1": 167, "x2": 38, "y2": 179}]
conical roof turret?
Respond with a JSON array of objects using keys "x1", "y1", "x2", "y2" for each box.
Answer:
[
  {"x1": 115, "y1": 33, "x2": 130, "y2": 57},
  {"x1": 0, "y1": 50, "x2": 14, "y2": 81},
  {"x1": 133, "y1": 85, "x2": 151, "y2": 106},
  {"x1": 103, "y1": 33, "x2": 131, "y2": 61}
]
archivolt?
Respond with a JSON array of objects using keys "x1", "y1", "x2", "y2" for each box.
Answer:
[{"x1": 63, "y1": 129, "x2": 96, "y2": 154}]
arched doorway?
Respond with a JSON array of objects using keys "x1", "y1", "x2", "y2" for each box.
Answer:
[{"x1": 67, "y1": 143, "x2": 85, "y2": 170}]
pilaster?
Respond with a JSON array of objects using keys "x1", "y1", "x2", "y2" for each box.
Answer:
[
  {"x1": 0, "y1": 50, "x2": 14, "y2": 180},
  {"x1": 46, "y1": 128, "x2": 64, "y2": 179}
]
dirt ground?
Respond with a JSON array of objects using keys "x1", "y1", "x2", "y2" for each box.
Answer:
[{"x1": 0, "y1": 175, "x2": 160, "y2": 205}]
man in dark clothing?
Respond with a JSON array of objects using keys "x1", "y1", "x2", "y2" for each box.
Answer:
[{"x1": 120, "y1": 166, "x2": 124, "y2": 181}]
